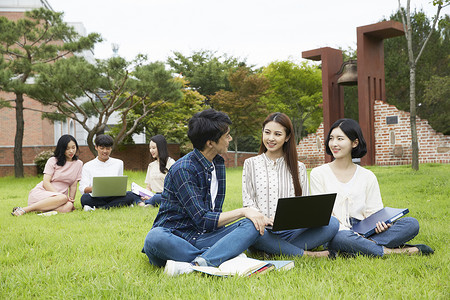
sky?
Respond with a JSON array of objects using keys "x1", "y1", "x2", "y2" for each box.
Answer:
[{"x1": 49, "y1": 0, "x2": 446, "y2": 67}]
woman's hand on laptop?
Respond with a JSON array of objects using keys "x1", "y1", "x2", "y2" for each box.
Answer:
[{"x1": 244, "y1": 207, "x2": 273, "y2": 235}]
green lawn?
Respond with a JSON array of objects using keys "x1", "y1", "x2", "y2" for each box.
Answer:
[{"x1": 1, "y1": 164, "x2": 449, "y2": 299}]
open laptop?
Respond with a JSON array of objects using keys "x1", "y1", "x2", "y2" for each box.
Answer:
[
  {"x1": 92, "y1": 176, "x2": 128, "y2": 197},
  {"x1": 266, "y1": 193, "x2": 337, "y2": 231}
]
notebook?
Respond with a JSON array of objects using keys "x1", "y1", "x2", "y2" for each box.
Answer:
[
  {"x1": 92, "y1": 176, "x2": 128, "y2": 197},
  {"x1": 263, "y1": 260, "x2": 294, "y2": 271},
  {"x1": 265, "y1": 193, "x2": 337, "y2": 231},
  {"x1": 351, "y1": 207, "x2": 409, "y2": 237}
]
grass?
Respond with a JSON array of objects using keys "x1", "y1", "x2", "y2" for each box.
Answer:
[{"x1": 1, "y1": 164, "x2": 449, "y2": 299}]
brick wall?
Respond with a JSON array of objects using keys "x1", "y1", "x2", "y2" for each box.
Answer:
[
  {"x1": 297, "y1": 100, "x2": 450, "y2": 168},
  {"x1": 374, "y1": 100, "x2": 449, "y2": 165},
  {"x1": 0, "y1": 11, "x2": 26, "y2": 21},
  {"x1": 0, "y1": 91, "x2": 55, "y2": 146},
  {"x1": 221, "y1": 151, "x2": 258, "y2": 168},
  {"x1": 297, "y1": 123, "x2": 326, "y2": 168},
  {"x1": 0, "y1": 144, "x2": 180, "y2": 177}
]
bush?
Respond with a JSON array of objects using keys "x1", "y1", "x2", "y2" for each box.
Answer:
[{"x1": 34, "y1": 150, "x2": 54, "y2": 174}]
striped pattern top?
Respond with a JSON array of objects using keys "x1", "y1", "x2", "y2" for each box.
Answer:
[{"x1": 242, "y1": 153, "x2": 309, "y2": 218}]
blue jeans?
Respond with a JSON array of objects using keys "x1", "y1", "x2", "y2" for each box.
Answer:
[
  {"x1": 143, "y1": 218, "x2": 260, "y2": 267},
  {"x1": 250, "y1": 216, "x2": 339, "y2": 256},
  {"x1": 144, "y1": 193, "x2": 162, "y2": 206},
  {"x1": 81, "y1": 191, "x2": 139, "y2": 209},
  {"x1": 328, "y1": 217, "x2": 420, "y2": 257}
]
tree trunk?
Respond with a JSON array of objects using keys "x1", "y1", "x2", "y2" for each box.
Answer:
[
  {"x1": 403, "y1": 0, "x2": 419, "y2": 171},
  {"x1": 234, "y1": 139, "x2": 238, "y2": 168},
  {"x1": 410, "y1": 64, "x2": 419, "y2": 170},
  {"x1": 14, "y1": 93, "x2": 25, "y2": 178},
  {"x1": 86, "y1": 130, "x2": 98, "y2": 157},
  {"x1": 292, "y1": 118, "x2": 303, "y2": 145}
]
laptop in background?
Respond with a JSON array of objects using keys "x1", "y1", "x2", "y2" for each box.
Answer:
[
  {"x1": 266, "y1": 193, "x2": 337, "y2": 231},
  {"x1": 92, "y1": 176, "x2": 128, "y2": 197}
]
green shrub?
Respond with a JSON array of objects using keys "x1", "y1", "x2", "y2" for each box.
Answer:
[{"x1": 34, "y1": 150, "x2": 54, "y2": 174}]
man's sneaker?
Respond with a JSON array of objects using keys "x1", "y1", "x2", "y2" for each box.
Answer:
[
  {"x1": 164, "y1": 260, "x2": 194, "y2": 276},
  {"x1": 83, "y1": 205, "x2": 96, "y2": 212}
]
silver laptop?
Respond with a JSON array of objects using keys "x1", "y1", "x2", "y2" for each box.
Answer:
[
  {"x1": 266, "y1": 193, "x2": 337, "y2": 231},
  {"x1": 92, "y1": 176, "x2": 128, "y2": 197}
]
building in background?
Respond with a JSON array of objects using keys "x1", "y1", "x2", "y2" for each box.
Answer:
[{"x1": 0, "y1": 0, "x2": 144, "y2": 176}]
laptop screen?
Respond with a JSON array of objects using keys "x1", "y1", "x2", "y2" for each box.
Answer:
[{"x1": 267, "y1": 193, "x2": 336, "y2": 231}]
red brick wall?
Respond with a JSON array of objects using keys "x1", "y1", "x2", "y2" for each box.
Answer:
[
  {"x1": 297, "y1": 123, "x2": 326, "y2": 168},
  {"x1": 374, "y1": 100, "x2": 449, "y2": 165},
  {"x1": 0, "y1": 11, "x2": 26, "y2": 21},
  {"x1": 0, "y1": 91, "x2": 55, "y2": 146},
  {"x1": 297, "y1": 100, "x2": 450, "y2": 168},
  {"x1": 0, "y1": 144, "x2": 180, "y2": 177},
  {"x1": 221, "y1": 151, "x2": 258, "y2": 168}
]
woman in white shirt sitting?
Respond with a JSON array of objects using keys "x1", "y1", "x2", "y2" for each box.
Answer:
[
  {"x1": 243, "y1": 112, "x2": 339, "y2": 258},
  {"x1": 310, "y1": 118, "x2": 433, "y2": 256},
  {"x1": 140, "y1": 135, "x2": 175, "y2": 207}
]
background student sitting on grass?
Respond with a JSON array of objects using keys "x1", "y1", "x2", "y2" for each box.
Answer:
[
  {"x1": 137, "y1": 134, "x2": 175, "y2": 207},
  {"x1": 11, "y1": 134, "x2": 83, "y2": 216},
  {"x1": 78, "y1": 134, "x2": 140, "y2": 210}
]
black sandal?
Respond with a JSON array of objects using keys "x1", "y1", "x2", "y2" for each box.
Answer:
[{"x1": 404, "y1": 244, "x2": 434, "y2": 255}]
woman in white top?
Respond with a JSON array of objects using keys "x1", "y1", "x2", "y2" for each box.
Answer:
[
  {"x1": 243, "y1": 112, "x2": 339, "y2": 258},
  {"x1": 310, "y1": 118, "x2": 433, "y2": 256},
  {"x1": 139, "y1": 135, "x2": 175, "y2": 207}
]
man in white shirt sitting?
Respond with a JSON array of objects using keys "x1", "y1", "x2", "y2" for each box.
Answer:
[{"x1": 79, "y1": 134, "x2": 140, "y2": 210}]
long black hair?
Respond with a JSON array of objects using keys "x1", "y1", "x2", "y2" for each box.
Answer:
[
  {"x1": 258, "y1": 112, "x2": 302, "y2": 196},
  {"x1": 54, "y1": 134, "x2": 79, "y2": 166},
  {"x1": 151, "y1": 135, "x2": 170, "y2": 174}
]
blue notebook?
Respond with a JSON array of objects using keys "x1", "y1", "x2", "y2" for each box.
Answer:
[
  {"x1": 351, "y1": 207, "x2": 409, "y2": 237},
  {"x1": 263, "y1": 260, "x2": 294, "y2": 271}
]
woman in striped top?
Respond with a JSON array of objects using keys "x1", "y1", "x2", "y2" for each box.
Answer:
[{"x1": 243, "y1": 112, "x2": 339, "y2": 258}]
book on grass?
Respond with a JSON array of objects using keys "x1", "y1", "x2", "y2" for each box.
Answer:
[
  {"x1": 131, "y1": 182, "x2": 154, "y2": 198},
  {"x1": 351, "y1": 207, "x2": 409, "y2": 237},
  {"x1": 192, "y1": 256, "x2": 270, "y2": 277},
  {"x1": 263, "y1": 260, "x2": 295, "y2": 271},
  {"x1": 248, "y1": 264, "x2": 276, "y2": 277}
]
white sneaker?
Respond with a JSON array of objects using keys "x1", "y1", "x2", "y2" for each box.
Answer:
[
  {"x1": 83, "y1": 205, "x2": 96, "y2": 212},
  {"x1": 164, "y1": 260, "x2": 194, "y2": 276},
  {"x1": 237, "y1": 252, "x2": 247, "y2": 258}
]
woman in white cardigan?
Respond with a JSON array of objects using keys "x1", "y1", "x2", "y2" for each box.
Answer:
[
  {"x1": 243, "y1": 112, "x2": 339, "y2": 258},
  {"x1": 310, "y1": 118, "x2": 433, "y2": 257}
]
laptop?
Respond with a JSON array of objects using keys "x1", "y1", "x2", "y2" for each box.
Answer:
[
  {"x1": 266, "y1": 193, "x2": 337, "y2": 231},
  {"x1": 92, "y1": 176, "x2": 128, "y2": 197},
  {"x1": 351, "y1": 207, "x2": 409, "y2": 237}
]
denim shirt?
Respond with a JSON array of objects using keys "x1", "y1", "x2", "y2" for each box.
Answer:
[{"x1": 152, "y1": 148, "x2": 226, "y2": 244}]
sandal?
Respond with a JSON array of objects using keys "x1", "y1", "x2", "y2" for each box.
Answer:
[
  {"x1": 11, "y1": 207, "x2": 26, "y2": 216},
  {"x1": 404, "y1": 243, "x2": 434, "y2": 255}
]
